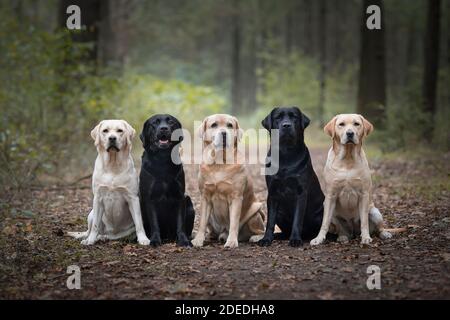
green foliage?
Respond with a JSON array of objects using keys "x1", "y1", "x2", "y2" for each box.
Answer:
[
  {"x1": 110, "y1": 74, "x2": 225, "y2": 133},
  {"x1": 0, "y1": 10, "x2": 95, "y2": 188},
  {"x1": 256, "y1": 53, "x2": 358, "y2": 127},
  {"x1": 0, "y1": 9, "x2": 224, "y2": 189}
]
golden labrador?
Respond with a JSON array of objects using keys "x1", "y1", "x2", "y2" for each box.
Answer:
[
  {"x1": 310, "y1": 114, "x2": 393, "y2": 246},
  {"x1": 68, "y1": 120, "x2": 150, "y2": 246},
  {"x1": 191, "y1": 114, "x2": 265, "y2": 248}
]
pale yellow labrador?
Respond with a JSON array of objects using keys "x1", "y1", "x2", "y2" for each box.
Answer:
[
  {"x1": 191, "y1": 114, "x2": 265, "y2": 248},
  {"x1": 68, "y1": 120, "x2": 150, "y2": 246},
  {"x1": 310, "y1": 114, "x2": 392, "y2": 246}
]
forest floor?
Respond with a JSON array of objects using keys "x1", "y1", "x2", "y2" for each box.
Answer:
[{"x1": 0, "y1": 148, "x2": 449, "y2": 299}]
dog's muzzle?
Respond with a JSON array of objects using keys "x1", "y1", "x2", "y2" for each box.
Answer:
[
  {"x1": 213, "y1": 131, "x2": 229, "y2": 149},
  {"x1": 107, "y1": 144, "x2": 120, "y2": 152},
  {"x1": 156, "y1": 130, "x2": 172, "y2": 149},
  {"x1": 107, "y1": 136, "x2": 120, "y2": 152},
  {"x1": 344, "y1": 131, "x2": 355, "y2": 144}
]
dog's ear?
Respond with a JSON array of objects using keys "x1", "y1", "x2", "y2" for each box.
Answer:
[
  {"x1": 359, "y1": 115, "x2": 374, "y2": 137},
  {"x1": 140, "y1": 119, "x2": 150, "y2": 147},
  {"x1": 172, "y1": 116, "x2": 184, "y2": 142},
  {"x1": 121, "y1": 120, "x2": 136, "y2": 147},
  {"x1": 90, "y1": 121, "x2": 104, "y2": 147},
  {"x1": 197, "y1": 117, "x2": 208, "y2": 139},
  {"x1": 324, "y1": 116, "x2": 337, "y2": 138},
  {"x1": 232, "y1": 116, "x2": 243, "y2": 147},
  {"x1": 261, "y1": 107, "x2": 278, "y2": 131},
  {"x1": 292, "y1": 107, "x2": 310, "y2": 129},
  {"x1": 301, "y1": 112, "x2": 310, "y2": 129}
]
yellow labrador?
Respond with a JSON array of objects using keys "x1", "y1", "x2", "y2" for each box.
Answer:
[
  {"x1": 310, "y1": 114, "x2": 392, "y2": 246},
  {"x1": 68, "y1": 120, "x2": 150, "y2": 246},
  {"x1": 191, "y1": 114, "x2": 265, "y2": 248}
]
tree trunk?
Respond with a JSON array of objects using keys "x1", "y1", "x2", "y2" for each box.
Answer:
[
  {"x1": 317, "y1": 0, "x2": 327, "y2": 128},
  {"x1": 303, "y1": 0, "x2": 314, "y2": 56},
  {"x1": 285, "y1": 10, "x2": 293, "y2": 55},
  {"x1": 98, "y1": 0, "x2": 130, "y2": 70},
  {"x1": 422, "y1": 0, "x2": 441, "y2": 125},
  {"x1": 231, "y1": 0, "x2": 242, "y2": 115},
  {"x1": 357, "y1": 0, "x2": 387, "y2": 128}
]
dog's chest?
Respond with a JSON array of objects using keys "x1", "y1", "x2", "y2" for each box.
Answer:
[
  {"x1": 201, "y1": 170, "x2": 238, "y2": 199},
  {"x1": 146, "y1": 178, "x2": 184, "y2": 200},
  {"x1": 328, "y1": 169, "x2": 368, "y2": 210},
  {"x1": 268, "y1": 175, "x2": 304, "y2": 198}
]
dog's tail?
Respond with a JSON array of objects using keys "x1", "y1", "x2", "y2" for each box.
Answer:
[
  {"x1": 383, "y1": 227, "x2": 407, "y2": 233},
  {"x1": 369, "y1": 206, "x2": 407, "y2": 238},
  {"x1": 67, "y1": 231, "x2": 88, "y2": 239}
]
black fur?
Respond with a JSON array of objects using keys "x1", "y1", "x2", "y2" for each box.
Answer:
[
  {"x1": 258, "y1": 107, "x2": 324, "y2": 247},
  {"x1": 139, "y1": 114, "x2": 195, "y2": 247}
]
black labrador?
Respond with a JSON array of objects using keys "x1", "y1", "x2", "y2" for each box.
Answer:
[
  {"x1": 258, "y1": 107, "x2": 324, "y2": 247},
  {"x1": 139, "y1": 114, "x2": 195, "y2": 247}
]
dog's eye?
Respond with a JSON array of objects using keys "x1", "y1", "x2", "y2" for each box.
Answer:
[
  {"x1": 103, "y1": 129, "x2": 109, "y2": 133},
  {"x1": 117, "y1": 129, "x2": 123, "y2": 133},
  {"x1": 354, "y1": 122, "x2": 360, "y2": 126},
  {"x1": 226, "y1": 123, "x2": 233, "y2": 128},
  {"x1": 338, "y1": 123, "x2": 345, "y2": 127},
  {"x1": 211, "y1": 123, "x2": 217, "y2": 128}
]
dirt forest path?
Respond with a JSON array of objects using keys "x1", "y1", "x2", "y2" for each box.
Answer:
[{"x1": 0, "y1": 148, "x2": 449, "y2": 299}]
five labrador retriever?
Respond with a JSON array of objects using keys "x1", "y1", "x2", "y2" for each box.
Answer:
[{"x1": 70, "y1": 111, "x2": 396, "y2": 249}]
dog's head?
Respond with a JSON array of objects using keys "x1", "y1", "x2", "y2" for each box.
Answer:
[
  {"x1": 197, "y1": 114, "x2": 243, "y2": 150},
  {"x1": 324, "y1": 114, "x2": 373, "y2": 145},
  {"x1": 91, "y1": 119, "x2": 136, "y2": 153},
  {"x1": 262, "y1": 107, "x2": 310, "y2": 144},
  {"x1": 140, "y1": 114, "x2": 183, "y2": 151}
]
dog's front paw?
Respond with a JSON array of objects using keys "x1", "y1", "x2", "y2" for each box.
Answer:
[
  {"x1": 310, "y1": 235, "x2": 325, "y2": 246},
  {"x1": 81, "y1": 238, "x2": 95, "y2": 246},
  {"x1": 176, "y1": 238, "x2": 192, "y2": 248},
  {"x1": 360, "y1": 236, "x2": 373, "y2": 245},
  {"x1": 150, "y1": 236, "x2": 162, "y2": 247},
  {"x1": 224, "y1": 238, "x2": 238, "y2": 248},
  {"x1": 138, "y1": 236, "x2": 150, "y2": 246},
  {"x1": 257, "y1": 237, "x2": 273, "y2": 247},
  {"x1": 288, "y1": 238, "x2": 303, "y2": 247},
  {"x1": 191, "y1": 236, "x2": 204, "y2": 248}
]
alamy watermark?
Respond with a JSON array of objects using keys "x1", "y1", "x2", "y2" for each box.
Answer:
[
  {"x1": 366, "y1": 265, "x2": 381, "y2": 290},
  {"x1": 66, "y1": 265, "x2": 81, "y2": 290}
]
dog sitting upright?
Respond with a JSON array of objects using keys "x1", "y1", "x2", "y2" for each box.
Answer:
[
  {"x1": 139, "y1": 114, "x2": 195, "y2": 247},
  {"x1": 310, "y1": 114, "x2": 392, "y2": 246},
  {"x1": 258, "y1": 107, "x2": 324, "y2": 247},
  {"x1": 191, "y1": 114, "x2": 266, "y2": 248},
  {"x1": 68, "y1": 120, "x2": 150, "y2": 246}
]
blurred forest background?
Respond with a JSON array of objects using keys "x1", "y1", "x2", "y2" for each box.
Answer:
[{"x1": 0, "y1": 0, "x2": 449, "y2": 189}]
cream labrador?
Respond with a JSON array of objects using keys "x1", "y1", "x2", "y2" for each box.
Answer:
[
  {"x1": 68, "y1": 120, "x2": 150, "y2": 246},
  {"x1": 310, "y1": 114, "x2": 392, "y2": 246},
  {"x1": 191, "y1": 114, "x2": 265, "y2": 248}
]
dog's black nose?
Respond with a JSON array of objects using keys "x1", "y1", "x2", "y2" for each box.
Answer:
[
  {"x1": 282, "y1": 122, "x2": 292, "y2": 128},
  {"x1": 346, "y1": 131, "x2": 354, "y2": 138},
  {"x1": 109, "y1": 136, "x2": 117, "y2": 142},
  {"x1": 160, "y1": 126, "x2": 169, "y2": 131}
]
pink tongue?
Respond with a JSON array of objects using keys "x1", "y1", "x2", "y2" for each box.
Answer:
[{"x1": 159, "y1": 139, "x2": 168, "y2": 144}]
